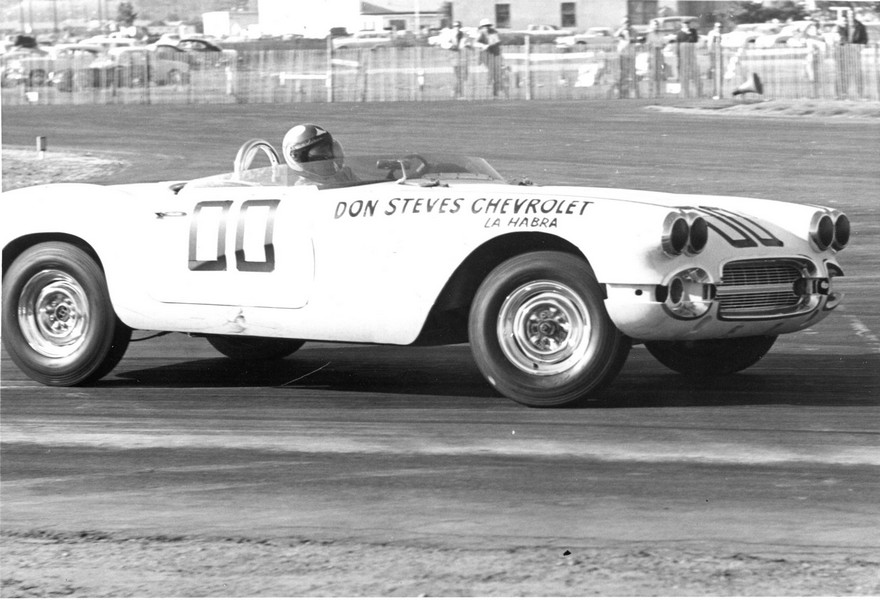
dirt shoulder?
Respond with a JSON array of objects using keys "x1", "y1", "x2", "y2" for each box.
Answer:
[
  {"x1": 2, "y1": 529, "x2": 878, "y2": 597},
  {"x1": 1, "y1": 148, "x2": 128, "y2": 192},
  {"x1": 649, "y1": 98, "x2": 880, "y2": 120}
]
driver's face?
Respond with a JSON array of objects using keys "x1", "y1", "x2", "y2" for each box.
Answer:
[
  {"x1": 297, "y1": 139, "x2": 338, "y2": 178},
  {"x1": 306, "y1": 139, "x2": 335, "y2": 162}
]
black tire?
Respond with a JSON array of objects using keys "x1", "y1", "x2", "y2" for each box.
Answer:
[
  {"x1": 468, "y1": 251, "x2": 631, "y2": 407},
  {"x1": 205, "y1": 335, "x2": 304, "y2": 361},
  {"x1": 2, "y1": 242, "x2": 131, "y2": 386},
  {"x1": 644, "y1": 336, "x2": 777, "y2": 377}
]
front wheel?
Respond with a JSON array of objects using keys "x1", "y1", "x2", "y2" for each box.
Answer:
[
  {"x1": 644, "y1": 336, "x2": 777, "y2": 377},
  {"x1": 205, "y1": 335, "x2": 304, "y2": 361},
  {"x1": 469, "y1": 252, "x2": 630, "y2": 407},
  {"x1": 2, "y1": 243, "x2": 131, "y2": 386}
]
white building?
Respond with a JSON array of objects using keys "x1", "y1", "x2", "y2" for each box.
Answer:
[
  {"x1": 254, "y1": 0, "x2": 446, "y2": 37},
  {"x1": 249, "y1": 0, "x2": 707, "y2": 38}
]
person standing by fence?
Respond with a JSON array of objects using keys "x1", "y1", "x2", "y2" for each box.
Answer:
[
  {"x1": 831, "y1": 14, "x2": 867, "y2": 99},
  {"x1": 645, "y1": 20, "x2": 667, "y2": 97},
  {"x1": 849, "y1": 17, "x2": 868, "y2": 97},
  {"x1": 475, "y1": 18, "x2": 503, "y2": 97},
  {"x1": 705, "y1": 22, "x2": 723, "y2": 98},
  {"x1": 675, "y1": 19, "x2": 701, "y2": 98},
  {"x1": 614, "y1": 16, "x2": 637, "y2": 98},
  {"x1": 802, "y1": 20, "x2": 825, "y2": 97},
  {"x1": 445, "y1": 21, "x2": 471, "y2": 98}
]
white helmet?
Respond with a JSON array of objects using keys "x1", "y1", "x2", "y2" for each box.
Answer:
[{"x1": 282, "y1": 123, "x2": 341, "y2": 177}]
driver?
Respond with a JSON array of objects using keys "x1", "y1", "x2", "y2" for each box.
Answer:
[{"x1": 282, "y1": 123, "x2": 356, "y2": 183}]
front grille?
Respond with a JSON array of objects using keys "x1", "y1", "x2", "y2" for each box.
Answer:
[
  {"x1": 717, "y1": 259, "x2": 816, "y2": 320},
  {"x1": 722, "y1": 262, "x2": 802, "y2": 287}
]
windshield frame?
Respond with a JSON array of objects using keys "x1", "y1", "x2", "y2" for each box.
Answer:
[{"x1": 184, "y1": 153, "x2": 507, "y2": 190}]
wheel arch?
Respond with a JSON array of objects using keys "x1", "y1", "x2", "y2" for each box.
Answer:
[
  {"x1": 414, "y1": 232, "x2": 593, "y2": 345},
  {"x1": 3, "y1": 233, "x2": 105, "y2": 278}
]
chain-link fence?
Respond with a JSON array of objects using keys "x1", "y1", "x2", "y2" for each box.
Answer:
[{"x1": 2, "y1": 42, "x2": 878, "y2": 105}]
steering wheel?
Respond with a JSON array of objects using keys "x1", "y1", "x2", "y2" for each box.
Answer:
[
  {"x1": 385, "y1": 154, "x2": 429, "y2": 180},
  {"x1": 403, "y1": 154, "x2": 429, "y2": 177},
  {"x1": 234, "y1": 139, "x2": 280, "y2": 178}
]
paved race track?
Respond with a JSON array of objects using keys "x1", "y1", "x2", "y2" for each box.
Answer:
[{"x1": 2, "y1": 101, "x2": 879, "y2": 596}]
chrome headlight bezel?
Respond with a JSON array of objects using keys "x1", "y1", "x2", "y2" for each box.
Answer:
[
  {"x1": 662, "y1": 211, "x2": 709, "y2": 257},
  {"x1": 659, "y1": 267, "x2": 714, "y2": 320},
  {"x1": 810, "y1": 209, "x2": 849, "y2": 252}
]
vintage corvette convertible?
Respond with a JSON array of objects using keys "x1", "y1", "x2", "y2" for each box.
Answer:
[{"x1": 1, "y1": 139, "x2": 850, "y2": 406}]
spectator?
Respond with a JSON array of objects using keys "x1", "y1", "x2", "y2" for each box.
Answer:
[
  {"x1": 802, "y1": 20, "x2": 825, "y2": 91},
  {"x1": 850, "y1": 17, "x2": 868, "y2": 44},
  {"x1": 475, "y1": 18, "x2": 503, "y2": 97},
  {"x1": 675, "y1": 19, "x2": 701, "y2": 97},
  {"x1": 445, "y1": 21, "x2": 470, "y2": 98},
  {"x1": 832, "y1": 14, "x2": 865, "y2": 98},
  {"x1": 705, "y1": 22, "x2": 722, "y2": 47},
  {"x1": 644, "y1": 20, "x2": 667, "y2": 97},
  {"x1": 614, "y1": 16, "x2": 637, "y2": 98},
  {"x1": 849, "y1": 17, "x2": 867, "y2": 96},
  {"x1": 705, "y1": 22, "x2": 723, "y2": 97}
]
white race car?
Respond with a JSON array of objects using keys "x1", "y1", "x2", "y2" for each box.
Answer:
[{"x1": 1, "y1": 139, "x2": 850, "y2": 406}]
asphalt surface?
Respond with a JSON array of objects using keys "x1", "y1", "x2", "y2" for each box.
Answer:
[{"x1": 2, "y1": 101, "x2": 879, "y2": 595}]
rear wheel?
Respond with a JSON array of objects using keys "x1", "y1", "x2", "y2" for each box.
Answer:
[
  {"x1": 469, "y1": 251, "x2": 630, "y2": 407},
  {"x1": 644, "y1": 336, "x2": 777, "y2": 377},
  {"x1": 1, "y1": 243, "x2": 131, "y2": 385},
  {"x1": 205, "y1": 335, "x2": 304, "y2": 361}
]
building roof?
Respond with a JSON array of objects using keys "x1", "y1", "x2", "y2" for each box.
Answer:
[{"x1": 361, "y1": 2, "x2": 393, "y2": 15}]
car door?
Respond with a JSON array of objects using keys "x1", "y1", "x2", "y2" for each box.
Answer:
[{"x1": 146, "y1": 184, "x2": 316, "y2": 309}]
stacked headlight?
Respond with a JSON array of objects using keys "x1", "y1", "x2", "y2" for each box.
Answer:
[
  {"x1": 810, "y1": 210, "x2": 850, "y2": 252},
  {"x1": 662, "y1": 211, "x2": 709, "y2": 257},
  {"x1": 659, "y1": 267, "x2": 714, "y2": 319}
]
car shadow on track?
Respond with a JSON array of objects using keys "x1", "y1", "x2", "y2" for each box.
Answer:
[{"x1": 104, "y1": 344, "x2": 880, "y2": 408}]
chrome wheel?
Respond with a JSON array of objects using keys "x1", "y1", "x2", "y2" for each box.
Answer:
[
  {"x1": 19, "y1": 269, "x2": 90, "y2": 359},
  {"x1": 498, "y1": 280, "x2": 591, "y2": 376},
  {"x1": 469, "y1": 251, "x2": 630, "y2": 407},
  {"x1": 2, "y1": 242, "x2": 131, "y2": 386}
]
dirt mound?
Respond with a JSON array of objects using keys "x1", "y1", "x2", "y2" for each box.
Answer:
[{"x1": 2, "y1": 148, "x2": 128, "y2": 191}]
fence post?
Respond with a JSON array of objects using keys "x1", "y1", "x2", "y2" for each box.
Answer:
[
  {"x1": 326, "y1": 36, "x2": 334, "y2": 103},
  {"x1": 142, "y1": 51, "x2": 151, "y2": 105},
  {"x1": 875, "y1": 43, "x2": 879, "y2": 101},
  {"x1": 524, "y1": 35, "x2": 532, "y2": 100},
  {"x1": 416, "y1": 45, "x2": 424, "y2": 101}
]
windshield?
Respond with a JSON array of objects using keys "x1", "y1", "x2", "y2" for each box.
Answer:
[{"x1": 185, "y1": 153, "x2": 506, "y2": 190}]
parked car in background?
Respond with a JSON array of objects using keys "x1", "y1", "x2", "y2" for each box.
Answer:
[
  {"x1": 753, "y1": 21, "x2": 813, "y2": 48},
  {"x1": 153, "y1": 38, "x2": 229, "y2": 69},
  {"x1": 77, "y1": 35, "x2": 141, "y2": 50},
  {"x1": 555, "y1": 27, "x2": 615, "y2": 49},
  {"x1": 51, "y1": 45, "x2": 190, "y2": 91},
  {"x1": 332, "y1": 30, "x2": 394, "y2": 50},
  {"x1": 502, "y1": 24, "x2": 573, "y2": 44},
  {"x1": 177, "y1": 38, "x2": 224, "y2": 53},
  {"x1": 0, "y1": 43, "x2": 50, "y2": 86},
  {"x1": 3, "y1": 44, "x2": 103, "y2": 87},
  {"x1": 721, "y1": 23, "x2": 782, "y2": 48},
  {"x1": 648, "y1": 16, "x2": 698, "y2": 43}
]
